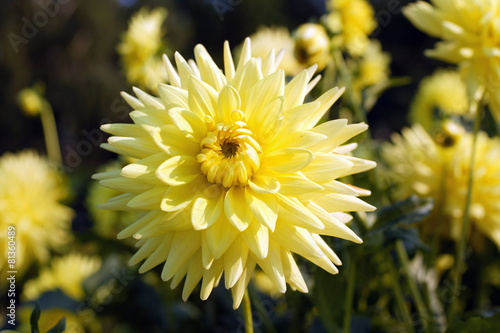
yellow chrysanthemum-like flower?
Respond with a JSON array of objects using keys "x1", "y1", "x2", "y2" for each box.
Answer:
[
  {"x1": 325, "y1": 0, "x2": 377, "y2": 56},
  {"x1": 294, "y1": 23, "x2": 331, "y2": 71},
  {"x1": 87, "y1": 160, "x2": 143, "y2": 238},
  {"x1": 382, "y1": 124, "x2": 500, "y2": 249},
  {"x1": 403, "y1": 0, "x2": 500, "y2": 122},
  {"x1": 19, "y1": 307, "x2": 100, "y2": 333},
  {"x1": 23, "y1": 253, "x2": 101, "y2": 301},
  {"x1": 0, "y1": 151, "x2": 73, "y2": 278},
  {"x1": 410, "y1": 69, "x2": 469, "y2": 131},
  {"x1": 352, "y1": 39, "x2": 391, "y2": 93},
  {"x1": 246, "y1": 26, "x2": 303, "y2": 76},
  {"x1": 117, "y1": 7, "x2": 168, "y2": 91},
  {"x1": 95, "y1": 39, "x2": 376, "y2": 309}
]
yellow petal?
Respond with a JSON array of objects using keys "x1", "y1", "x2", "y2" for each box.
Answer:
[
  {"x1": 200, "y1": 259, "x2": 224, "y2": 300},
  {"x1": 224, "y1": 186, "x2": 252, "y2": 231},
  {"x1": 127, "y1": 186, "x2": 165, "y2": 210},
  {"x1": 161, "y1": 231, "x2": 201, "y2": 281},
  {"x1": 191, "y1": 185, "x2": 224, "y2": 230},
  {"x1": 156, "y1": 155, "x2": 201, "y2": 186},
  {"x1": 218, "y1": 85, "x2": 241, "y2": 122},
  {"x1": 138, "y1": 233, "x2": 174, "y2": 273},
  {"x1": 231, "y1": 256, "x2": 256, "y2": 309},
  {"x1": 194, "y1": 44, "x2": 227, "y2": 91},
  {"x1": 263, "y1": 148, "x2": 314, "y2": 173},
  {"x1": 302, "y1": 154, "x2": 353, "y2": 183},
  {"x1": 206, "y1": 215, "x2": 239, "y2": 259},
  {"x1": 157, "y1": 84, "x2": 188, "y2": 109},
  {"x1": 121, "y1": 152, "x2": 167, "y2": 184},
  {"x1": 167, "y1": 108, "x2": 206, "y2": 142},
  {"x1": 245, "y1": 189, "x2": 278, "y2": 231},
  {"x1": 313, "y1": 193, "x2": 376, "y2": 212},
  {"x1": 248, "y1": 173, "x2": 280, "y2": 194},
  {"x1": 241, "y1": 219, "x2": 269, "y2": 260},
  {"x1": 275, "y1": 172, "x2": 323, "y2": 195},
  {"x1": 182, "y1": 251, "x2": 204, "y2": 301},
  {"x1": 224, "y1": 238, "x2": 249, "y2": 289},
  {"x1": 188, "y1": 75, "x2": 218, "y2": 119},
  {"x1": 160, "y1": 176, "x2": 204, "y2": 212},
  {"x1": 272, "y1": 222, "x2": 324, "y2": 258},
  {"x1": 255, "y1": 241, "x2": 286, "y2": 293},
  {"x1": 281, "y1": 250, "x2": 308, "y2": 293},
  {"x1": 276, "y1": 194, "x2": 324, "y2": 229}
]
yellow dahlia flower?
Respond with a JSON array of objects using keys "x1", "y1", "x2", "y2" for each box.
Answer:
[
  {"x1": 23, "y1": 253, "x2": 101, "y2": 301},
  {"x1": 95, "y1": 38, "x2": 376, "y2": 308},
  {"x1": 117, "y1": 7, "x2": 168, "y2": 91},
  {"x1": 0, "y1": 151, "x2": 73, "y2": 277},
  {"x1": 246, "y1": 26, "x2": 303, "y2": 76},
  {"x1": 294, "y1": 23, "x2": 331, "y2": 71},
  {"x1": 410, "y1": 69, "x2": 469, "y2": 130},
  {"x1": 403, "y1": 0, "x2": 500, "y2": 122},
  {"x1": 382, "y1": 124, "x2": 500, "y2": 249},
  {"x1": 325, "y1": 0, "x2": 377, "y2": 56}
]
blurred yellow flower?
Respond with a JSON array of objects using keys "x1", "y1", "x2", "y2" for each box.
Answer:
[
  {"x1": 404, "y1": 0, "x2": 500, "y2": 122},
  {"x1": 383, "y1": 124, "x2": 500, "y2": 249},
  {"x1": 325, "y1": 0, "x2": 377, "y2": 56},
  {"x1": 352, "y1": 39, "x2": 391, "y2": 94},
  {"x1": 23, "y1": 253, "x2": 101, "y2": 301},
  {"x1": 17, "y1": 87, "x2": 45, "y2": 117},
  {"x1": 246, "y1": 26, "x2": 303, "y2": 76},
  {"x1": 19, "y1": 307, "x2": 98, "y2": 333},
  {"x1": 87, "y1": 160, "x2": 143, "y2": 238},
  {"x1": 117, "y1": 7, "x2": 168, "y2": 91},
  {"x1": 294, "y1": 23, "x2": 331, "y2": 71},
  {"x1": 0, "y1": 151, "x2": 73, "y2": 278},
  {"x1": 410, "y1": 69, "x2": 469, "y2": 131},
  {"x1": 95, "y1": 38, "x2": 375, "y2": 308}
]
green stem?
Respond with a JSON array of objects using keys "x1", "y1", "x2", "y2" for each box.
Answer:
[
  {"x1": 447, "y1": 90, "x2": 484, "y2": 323},
  {"x1": 395, "y1": 240, "x2": 429, "y2": 333},
  {"x1": 243, "y1": 287, "x2": 254, "y2": 333},
  {"x1": 40, "y1": 102, "x2": 62, "y2": 164},
  {"x1": 332, "y1": 49, "x2": 366, "y2": 124},
  {"x1": 343, "y1": 258, "x2": 357, "y2": 333},
  {"x1": 387, "y1": 259, "x2": 415, "y2": 333}
]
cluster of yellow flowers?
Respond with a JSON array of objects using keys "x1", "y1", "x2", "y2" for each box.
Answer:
[
  {"x1": 409, "y1": 69, "x2": 469, "y2": 131},
  {"x1": 0, "y1": 151, "x2": 73, "y2": 279},
  {"x1": 324, "y1": 0, "x2": 376, "y2": 56},
  {"x1": 404, "y1": 0, "x2": 500, "y2": 121},
  {"x1": 117, "y1": 7, "x2": 169, "y2": 92},
  {"x1": 96, "y1": 38, "x2": 376, "y2": 308},
  {"x1": 383, "y1": 123, "x2": 500, "y2": 249}
]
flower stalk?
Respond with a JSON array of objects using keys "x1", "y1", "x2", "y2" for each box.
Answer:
[
  {"x1": 243, "y1": 288, "x2": 254, "y2": 333},
  {"x1": 40, "y1": 101, "x2": 62, "y2": 164},
  {"x1": 395, "y1": 240, "x2": 430, "y2": 333},
  {"x1": 343, "y1": 257, "x2": 357, "y2": 333},
  {"x1": 448, "y1": 87, "x2": 485, "y2": 323}
]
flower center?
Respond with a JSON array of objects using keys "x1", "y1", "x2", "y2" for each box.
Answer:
[{"x1": 197, "y1": 118, "x2": 261, "y2": 188}]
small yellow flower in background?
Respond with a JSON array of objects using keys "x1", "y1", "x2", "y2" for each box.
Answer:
[
  {"x1": 95, "y1": 38, "x2": 376, "y2": 308},
  {"x1": 352, "y1": 39, "x2": 391, "y2": 95},
  {"x1": 19, "y1": 307, "x2": 99, "y2": 333},
  {"x1": 0, "y1": 151, "x2": 73, "y2": 278},
  {"x1": 17, "y1": 86, "x2": 46, "y2": 117},
  {"x1": 410, "y1": 69, "x2": 469, "y2": 131},
  {"x1": 324, "y1": 0, "x2": 377, "y2": 56},
  {"x1": 445, "y1": 132, "x2": 500, "y2": 248},
  {"x1": 23, "y1": 253, "x2": 101, "y2": 301},
  {"x1": 87, "y1": 160, "x2": 144, "y2": 238},
  {"x1": 117, "y1": 7, "x2": 168, "y2": 92},
  {"x1": 294, "y1": 23, "x2": 331, "y2": 71},
  {"x1": 245, "y1": 26, "x2": 303, "y2": 76},
  {"x1": 403, "y1": 0, "x2": 500, "y2": 122},
  {"x1": 382, "y1": 124, "x2": 500, "y2": 249}
]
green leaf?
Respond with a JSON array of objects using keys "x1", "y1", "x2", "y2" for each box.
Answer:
[
  {"x1": 372, "y1": 196, "x2": 434, "y2": 231},
  {"x1": 446, "y1": 311, "x2": 500, "y2": 333},
  {"x1": 30, "y1": 303, "x2": 40, "y2": 333},
  {"x1": 47, "y1": 317, "x2": 66, "y2": 333}
]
